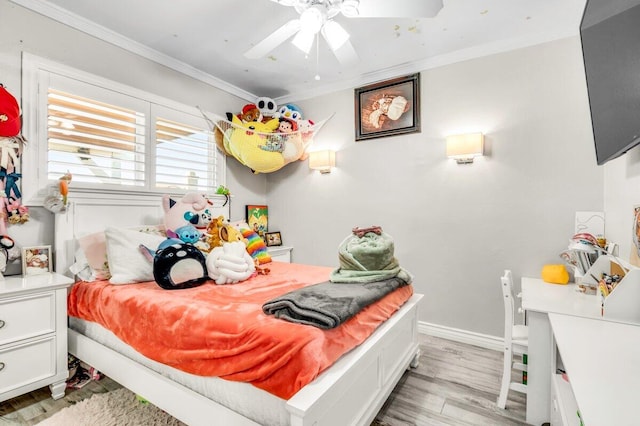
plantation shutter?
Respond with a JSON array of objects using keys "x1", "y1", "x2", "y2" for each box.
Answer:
[
  {"x1": 47, "y1": 87, "x2": 146, "y2": 187},
  {"x1": 154, "y1": 106, "x2": 218, "y2": 192}
]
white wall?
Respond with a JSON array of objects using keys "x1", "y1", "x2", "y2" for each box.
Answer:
[
  {"x1": 0, "y1": 1, "x2": 606, "y2": 338},
  {"x1": 267, "y1": 37, "x2": 603, "y2": 337},
  {"x1": 0, "y1": 1, "x2": 266, "y2": 267},
  {"x1": 603, "y1": 147, "x2": 640, "y2": 261}
]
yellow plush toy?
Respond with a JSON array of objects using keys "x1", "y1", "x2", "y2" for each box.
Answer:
[
  {"x1": 204, "y1": 215, "x2": 226, "y2": 252},
  {"x1": 227, "y1": 115, "x2": 284, "y2": 174},
  {"x1": 541, "y1": 264, "x2": 570, "y2": 285}
]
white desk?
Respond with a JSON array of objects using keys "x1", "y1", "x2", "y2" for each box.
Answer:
[
  {"x1": 549, "y1": 313, "x2": 640, "y2": 426},
  {"x1": 521, "y1": 278, "x2": 600, "y2": 425}
]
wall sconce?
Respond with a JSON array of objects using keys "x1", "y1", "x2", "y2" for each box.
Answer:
[
  {"x1": 309, "y1": 150, "x2": 336, "y2": 174},
  {"x1": 446, "y1": 133, "x2": 484, "y2": 164}
]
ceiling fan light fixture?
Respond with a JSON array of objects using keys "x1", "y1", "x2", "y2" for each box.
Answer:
[
  {"x1": 340, "y1": 0, "x2": 360, "y2": 17},
  {"x1": 291, "y1": 29, "x2": 316, "y2": 54},
  {"x1": 321, "y1": 20, "x2": 350, "y2": 51},
  {"x1": 299, "y1": 6, "x2": 325, "y2": 33}
]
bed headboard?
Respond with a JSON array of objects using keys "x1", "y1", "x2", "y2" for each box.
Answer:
[{"x1": 54, "y1": 193, "x2": 230, "y2": 278}]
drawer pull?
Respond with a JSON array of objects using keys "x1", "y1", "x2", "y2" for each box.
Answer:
[
  {"x1": 0, "y1": 319, "x2": 5, "y2": 329},
  {"x1": 0, "y1": 362, "x2": 4, "y2": 372}
]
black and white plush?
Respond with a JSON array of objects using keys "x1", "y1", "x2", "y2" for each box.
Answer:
[{"x1": 153, "y1": 243, "x2": 208, "y2": 290}]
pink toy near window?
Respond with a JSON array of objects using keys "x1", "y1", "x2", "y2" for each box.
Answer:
[{"x1": 162, "y1": 192, "x2": 214, "y2": 233}]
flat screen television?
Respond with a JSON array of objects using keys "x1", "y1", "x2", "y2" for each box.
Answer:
[{"x1": 580, "y1": 0, "x2": 640, "y2": 165}]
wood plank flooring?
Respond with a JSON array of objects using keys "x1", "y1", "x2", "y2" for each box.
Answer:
[{"x1": 1, "y1": 335, "x2": 527, "y2": 425}]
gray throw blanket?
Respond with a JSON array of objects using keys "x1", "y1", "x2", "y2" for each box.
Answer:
[{"x1": 262, "y1": 277, "x2": 408, "y2": 329}]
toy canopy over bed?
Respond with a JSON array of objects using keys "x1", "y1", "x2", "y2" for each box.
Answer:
[{"x1": 56, "y1": 195, "x2": 423, "y2": 426}]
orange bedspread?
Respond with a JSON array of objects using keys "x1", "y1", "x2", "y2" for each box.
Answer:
[{"x1": 68, "y1": 262, "x2": 414, "y2": 399}]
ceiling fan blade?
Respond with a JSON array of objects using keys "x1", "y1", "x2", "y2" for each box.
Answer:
[
  {"x1": 354, "y1": 0, "x2": 444, "y2": 18},
  {"x1": 244, "y1": 19, "x2": 301, "y2": 59},
  {"x1": 329, "y1": 38, "x2": 359, "y2": 66}
]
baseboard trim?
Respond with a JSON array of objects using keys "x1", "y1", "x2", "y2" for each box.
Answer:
[{"x1": 418, "y1": 321, "x2": 503, "y2": 352}]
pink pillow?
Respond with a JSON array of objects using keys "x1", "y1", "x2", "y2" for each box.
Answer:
[{"x1": 77, "y1": 225, "x2": 166, "y2": 281}]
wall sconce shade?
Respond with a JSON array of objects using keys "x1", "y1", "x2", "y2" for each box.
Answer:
[
  {"x1": 309, "y1": 150, "x2": 336, "y2": 173},
  {"x1": 446, "y1": 133, "x2": 484, "y2": 164}
]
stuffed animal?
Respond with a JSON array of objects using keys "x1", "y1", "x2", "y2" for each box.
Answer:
[
  {"x1": 206, "y1": 241, "x2": 255, "y2": 285},
  {"x1": 226, "y1": 115, "x2": 284, "y2": 174},
  {"x1": 171, "y1": 224, "x2": 201, "y2": 244},
  {"x1": 256, "y1": 97, "x2": 278, "y2": 121},
  {"x1": 296, "y1": 119, "x2": 315, "y2": 160},
  {"x1": 219, "y1": 222, "x2": 247, "y2": 244},
  {"x1": 153, "y1": 242, "x2": 208, "y2": 290},
  {"x1": 162, "y1": 193, "x2": 213, "y2": 233},
  {"x1": 274, "y1": 104, "x2": 303, "y2": 122},
  {"x1": 204, "y1": 215, "x2": 225, "y2": 252},
  {"x1": 239, "y1": 103, "x2": 263, "y2": 123}
]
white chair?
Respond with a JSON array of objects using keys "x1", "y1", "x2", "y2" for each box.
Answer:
[{"x1": 497, "y1": 269, "x2": 528, "y2": 409}]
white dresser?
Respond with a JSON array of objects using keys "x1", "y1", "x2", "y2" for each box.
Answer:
[
  {"x1": 267, "y1": 246, "x2": 293, "y2": 263},
  {"x1": 0, "y1": 273, "x2": 74, "y2": 402}
]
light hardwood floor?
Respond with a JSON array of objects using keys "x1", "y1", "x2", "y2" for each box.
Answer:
[{"x1": 1, "y1": 335, "x2": 527, "y2": 425}]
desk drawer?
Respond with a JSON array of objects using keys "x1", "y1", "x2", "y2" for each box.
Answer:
[
  {"x1": 0, "y1": 293, "x2": 55, "y2": 345},
  {"x1": 0, "y1": 337, "x2": 56, "y2": 395}
]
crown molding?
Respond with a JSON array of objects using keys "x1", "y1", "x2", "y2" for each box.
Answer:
[
  {"x1": 11, "y1": 0, "x2": 579, "y2": 106},
  {"x1": 276, "y1": 28, "x2": 579, "y2": 104},
  {"x1": 9, "y1": 0, "x2": 257, "y2": 102}
]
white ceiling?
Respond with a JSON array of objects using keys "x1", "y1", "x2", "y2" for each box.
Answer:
[{"x1": 13, "y1": 0, "x2": 587, "y2": 102}]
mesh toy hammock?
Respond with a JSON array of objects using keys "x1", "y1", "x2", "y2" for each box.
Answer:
[{"x1": 201, "y1": 110, "x2": 332, "y2": 174}]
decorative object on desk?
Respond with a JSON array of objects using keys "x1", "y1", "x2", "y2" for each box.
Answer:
[
  {"x1": 265, "y1": 231, "x2": 282, "y2": 247},
  {"x1": 22, "y1": 245, "x2": 51, "y2": 275},
  {"x1": 541, "y1": 264, "x2": 569, "y2": 285},
  {"x1": 355, "y1": 73, "x2": 420, "y2": 141},
  {"x1": 245, "y1": 204, "x2": 268, "y2": 239},
  {"x1": 574, "y1": 211, "x2": 604, "y2": 240},
  {"x1": 560, "y1": 232, "x2": 605, "y2": 278}
]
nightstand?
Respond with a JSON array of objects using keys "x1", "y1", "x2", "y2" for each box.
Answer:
[
  {"x1": 0, "y1": 273, "x2": 74, "y2": 402},
  {"x1": 267, "y1": 246, "x2": 293, "y2": 263}
]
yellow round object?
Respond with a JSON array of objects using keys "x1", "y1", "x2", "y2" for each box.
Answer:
[{"x1": 541, "y1": 264, "x2": 570, "y2": 284}]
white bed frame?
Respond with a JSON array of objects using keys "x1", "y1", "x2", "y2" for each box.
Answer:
[{"x1": 55, "y1": 194, "x2": 423, "y2": 426}]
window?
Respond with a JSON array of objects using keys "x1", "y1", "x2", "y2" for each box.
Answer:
[{"x1": 22, "y1": 54, "x2": 224, "y2": 204}]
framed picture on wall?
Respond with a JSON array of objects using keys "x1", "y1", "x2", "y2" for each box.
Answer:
[
  {"x1": 246, "y1": 205, "x2": 268, "y2": 238},
  {"x1": 265, "y1": 231, "x2": 282, "y2": 247},
  {"x1": 22, "y1": 245, "x2": 52, "y2": 275},
  {"x1": 355, "y1": 73, "x2": 421, "y2": 141}
]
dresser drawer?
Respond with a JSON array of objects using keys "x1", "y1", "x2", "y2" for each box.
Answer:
[
  {"x1": 0, "y1": 293, "x2": 55, "y2": 346},
  {"x1": 0, "y1": 337, "x2": 56, "y2": 395}
]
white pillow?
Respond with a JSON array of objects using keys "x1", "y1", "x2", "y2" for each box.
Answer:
[{"x1": 105, "y1": 227, "x2": 166, "y2": 284}]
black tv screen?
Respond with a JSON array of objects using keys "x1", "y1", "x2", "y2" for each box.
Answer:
[{"x1": 580, "y1": 0, "x2": 640, "y2": 165}]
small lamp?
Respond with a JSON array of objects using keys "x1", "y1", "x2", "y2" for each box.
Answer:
[
  {"x1": 309, "y1": 150, "x2": 336, "y2": 174},
  {"x1": 446, "y1": 133, "x2": 484, "y2": 164}
]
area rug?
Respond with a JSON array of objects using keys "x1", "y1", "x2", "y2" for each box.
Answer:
[{"x1": 38, "y1": 388, "x2": 185, "y2": 425}]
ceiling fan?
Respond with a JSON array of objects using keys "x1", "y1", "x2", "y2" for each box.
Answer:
[{"x1": 244, "y1": 0, "x2": 444, "y2": 65}]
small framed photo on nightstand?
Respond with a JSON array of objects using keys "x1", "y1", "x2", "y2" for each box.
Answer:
[
  {"x1": 22, "y1": 245, "x2": 52, "y2": 275},
  {"x1": 265, "y1": 232, "x2": 282, "y2": 247}
]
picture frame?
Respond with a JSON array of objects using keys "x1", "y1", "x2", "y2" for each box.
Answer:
[
  {"x1": 355, "y1": 73, "x2": 421, "y2": 141},
  {"x1": 265, "y1": 231, "x2": 282, "y2": 247},
  {"x1": 246, "y1": 205, "x2": 268, "y2": 238},
  {"x1": 22, "y1": 245, "x2": 52, "y2": 275}
]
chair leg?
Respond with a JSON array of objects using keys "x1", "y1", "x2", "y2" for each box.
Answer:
[{"x1": 497, "y1": 347, "x2": 511, "y2": 409}]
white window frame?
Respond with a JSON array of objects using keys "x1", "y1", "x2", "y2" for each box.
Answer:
[{"x1": 21, "y1": 53, "x2": 225, "y2": 205}]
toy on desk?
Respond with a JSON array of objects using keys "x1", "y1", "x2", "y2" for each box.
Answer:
[{"x1": 541, "y1": 264, "x2": 570, "y2": 285}]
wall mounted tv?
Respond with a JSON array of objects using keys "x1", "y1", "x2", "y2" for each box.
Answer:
[{"x1": 580, "y1": 0, "x2": 640, "y2": 166}]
